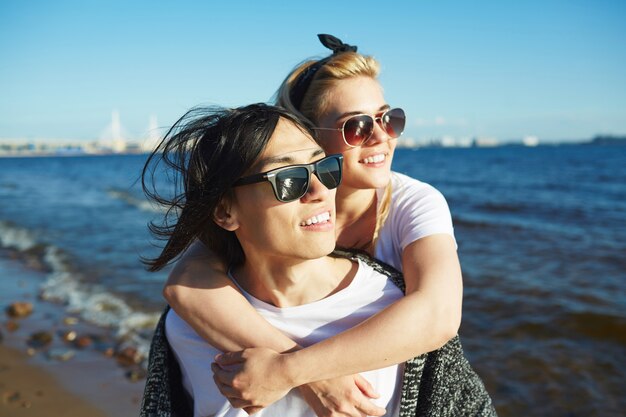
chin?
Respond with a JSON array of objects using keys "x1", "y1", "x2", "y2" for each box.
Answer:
[
  {"x1": 306, "y1": 239, "x2": 336, "y2": 258},
  {"x1": 364, "y1": 174, "x2": 392, "y2": 190}
]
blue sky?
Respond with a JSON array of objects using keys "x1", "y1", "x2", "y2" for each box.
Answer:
[{"x1": 1, "y1": 0, "x2": 625, "y2": 142}]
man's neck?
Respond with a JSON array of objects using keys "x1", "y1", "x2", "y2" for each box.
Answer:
[{"x1": 233, "y1": 255, "x2": 356, "y2": 308}]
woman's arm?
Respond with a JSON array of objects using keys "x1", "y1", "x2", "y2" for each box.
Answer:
[
  {"x1": 164, "y1": 241, "x2": 387, "y2": 416},
  {"x1": 163, "y1": 240, "x2": 298, "y2": 353},
  {"x1": 291, "y1": 233, "x2": 463, "y2": 379},
  {"x1": 213, "y1": 234, "x2": 462, "y2": 399}
]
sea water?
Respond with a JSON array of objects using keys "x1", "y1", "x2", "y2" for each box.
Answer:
[{"x1": 0, "y1": 145, "x2": 624, "y2": 416}]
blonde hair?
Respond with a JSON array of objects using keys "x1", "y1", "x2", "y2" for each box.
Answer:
[{"x1": 275, "y1": 52, "x2": 392, "y2": 248}]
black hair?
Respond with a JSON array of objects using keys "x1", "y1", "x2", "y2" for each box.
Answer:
[{"x1": 141, "y1": 103, "x2": 315, "y2": 271}]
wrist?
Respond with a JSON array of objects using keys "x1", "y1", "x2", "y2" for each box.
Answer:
[{"x1": 280, "y1": 350, "x2": 307, "y2": 387}]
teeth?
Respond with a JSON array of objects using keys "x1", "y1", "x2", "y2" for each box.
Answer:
[
  {"x1": 362, "y1": 154, "x2": 385, "y2": 164},
  {"x1": 301, "y1": 211, "x2": 331, "y2": 227}
]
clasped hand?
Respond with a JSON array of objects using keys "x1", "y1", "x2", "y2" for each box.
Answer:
[{"x1": 211, "y1": 347, "x2": 386, "y2": 416}]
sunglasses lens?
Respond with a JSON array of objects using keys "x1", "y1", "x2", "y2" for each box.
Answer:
[
  {"x1": 382, "y1": 108, "x2": 406, "y2": 138},
  {"x1": 316, "y1": 157, "x2": 342, "y2": 189},
  {"x1": 275, "y1": 167, "x2": 309, "y2": 202},
  {"x1": 343, "y1": 115, "x2": 374, "y2": 147}
]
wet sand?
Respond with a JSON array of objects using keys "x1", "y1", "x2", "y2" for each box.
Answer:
[
  {"x1": 0, "y1": 344, "x2": 110, "y2": 417},
  {"x1": 0, "y1": 255, "x2": 146, "y2": 417}
]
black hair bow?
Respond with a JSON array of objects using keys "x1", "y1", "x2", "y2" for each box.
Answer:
[
  {"x1": 290, "y1": 34, "x2": 359, "y2": 110},
  {"x1": 317, "y1": 34, "x2": 358, "y2": 54}
]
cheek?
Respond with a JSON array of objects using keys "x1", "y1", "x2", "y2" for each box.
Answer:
[
  {"x1": 234, "y1": 186, "x2": 283, "y2": 229},
  {"x1": 338, "y1": 152, "x2": 362, "y2": 178},
  {"x1": 388, "y1": 139, "x2": 397, "y2": 153},
  {"x1": 237, "y1": 200, "x2": 295, "y2": 244}
]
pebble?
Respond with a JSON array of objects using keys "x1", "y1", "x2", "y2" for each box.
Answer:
[
  {"x1": 5, "y1": 320, "x2": 19, "y2": 332},
  {"x1": 25, "y1": 257, "x2": 46, "y2": 271},
  {"x1": 63, "y1": 316, "x2": 79, "y2": 325},
  {"x1": 47, "y1": 348, "x2": 76, "y2": 361},
  {"x1": 28, "y1": 330, "x2": 53, "y2": 348},
  {"x1": 115, "y1": 346, "x2": 143, "y2": 366},
  {"x1": 2, "y1": 390, "x2": 20, "y2": 404},
  {"x1": 61, "y1": 330, "x2": 77, "y2": 342},
  {"x1": 75, "y1": 335, "x2": 93, "y2": 349},
  {"x1": 5, "y1": 301, "x2": 33, "y2": 318},
  {"x1": 125, "y1": 368, "x2": 147, "y2": 382}
]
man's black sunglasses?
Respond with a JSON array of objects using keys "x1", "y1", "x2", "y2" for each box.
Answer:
[{"x1": 233, "y1": 154, "x2": 343, "y2": 203}]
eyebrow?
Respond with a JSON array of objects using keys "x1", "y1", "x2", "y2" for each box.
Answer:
[
  {"x1": 336, "y1": 104, "x2": 391, "y2": 121},
  {"x1": 253, "y1": 148, "x2": 325, "y2": 172}
]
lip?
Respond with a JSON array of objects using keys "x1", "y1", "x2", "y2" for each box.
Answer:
[
  {"x1": 299, "y1": 209, "x2": 334, "y2": 231},
  {"x1": 358, "y1": 151, "x2": 389, "y2": 166}
]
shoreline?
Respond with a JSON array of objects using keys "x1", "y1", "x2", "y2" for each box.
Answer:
[
  {"x1": 0, "y1": 255, "x2": 146, "y2": 417},
  {"x1": 0, "y1": 344, "x2": 111, "y2": 417}
]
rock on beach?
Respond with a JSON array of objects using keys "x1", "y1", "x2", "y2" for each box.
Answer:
[{"x1": 5, "y1": 301, "x2": 33, "y2": 318}]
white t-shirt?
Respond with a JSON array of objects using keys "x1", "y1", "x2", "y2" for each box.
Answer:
[
  {"x1": 166, "y1": 259, "x2": 405, "y2": 417},
  {"x1": 375, "y1": 172, "x2": 456, "y2": 271}
]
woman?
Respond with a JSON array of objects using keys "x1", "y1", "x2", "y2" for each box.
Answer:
[
  {"x1": 165, "y1": 35, "x2": 466, "y2": 414},
  {"x1": 140, "y1": 104, "x2": 494, "y2": 417}
]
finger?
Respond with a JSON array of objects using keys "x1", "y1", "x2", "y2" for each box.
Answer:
[
  {"x1": 212, "y1": 376, "x2": 244, "y2": 398},
  {"x1": 215, "y1": 350, "x2": 245, "y2": 366},
  {"x1": 212, "y1": 373, "x2": 243, "y2": 399},
  {"x1": 353, "y1": 374, "x2": 380, "y2": 399},
  {"x1": 355, "y1": 399, "x2": 386, "y2": 417},
  {"x1": 211, "y1": 362, "x2": 239, "y2": 385},
  {"x1": 227, "y1": 397, "x2": 256, "y2": 409}
]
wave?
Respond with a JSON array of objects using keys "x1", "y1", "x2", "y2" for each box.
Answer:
[
  {"x1": 0, "y1": 182, "x2": 18, "y2": 190},
  {"x1": 479, "y1": 202, "x2": 525, "y2": 214},
  {"x1": 106, "y1": 187, "x2": 164, "y2": 213},
  {"x1": 451, "y1": 215, "x2": 525, "y2": 231},
  {"x1": 493, "y1": 309, "x2": 626, "y2": 346},
  {"x1": 0, "y1": 220, "x2": 40, "y2": 252},
  {"x1": 0, "y1": 220, "x2": 160, "y2": 359},
  {"x1": 555, "y1": 311, "x2": 626, "y2": 345}
]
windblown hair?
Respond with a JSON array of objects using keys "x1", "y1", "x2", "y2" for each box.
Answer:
[
  {"x1": 275, "y1": 51, "x2": 391, "y2": 250},
  {"x1": 142, "y1": 103, "x2": 314, "y2": 271}
]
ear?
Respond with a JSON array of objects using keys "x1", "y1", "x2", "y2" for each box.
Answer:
[{"x1": 213, "y1": 196, "x2": 239, "y2": 231}]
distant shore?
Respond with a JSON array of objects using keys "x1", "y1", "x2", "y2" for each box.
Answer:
[
  {"x1": 1, "y1": 135, "x2": 625, "y2": 158},
  {"x1": 0, "y1": 150, "x2": 148, "y2": 158}
]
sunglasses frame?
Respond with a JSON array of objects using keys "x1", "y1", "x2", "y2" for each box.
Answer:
[
  {"x1": 233, "y1": 154, "x2": 344, "y2": 203},
  {"x1": 315, "y1": 107, "x2": 405, "y2": 148}
]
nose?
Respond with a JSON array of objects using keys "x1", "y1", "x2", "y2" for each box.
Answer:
[
  {"x1": 365, "y1": 117, "x2": 390, "y2": 146},
  {"x1": 300, "y1": 172, "x2": 331, "y2": 203}
]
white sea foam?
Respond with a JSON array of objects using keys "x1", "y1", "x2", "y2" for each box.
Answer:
[
  {"x1": 0, "y1": 220, "x2": 39, "y2": 251},
  {"x1": 107, "y1": 188, "x2": 164, "y2": 213},
  {"x1": 1, "y1": 220, "x2": 160, "y2": 359}
]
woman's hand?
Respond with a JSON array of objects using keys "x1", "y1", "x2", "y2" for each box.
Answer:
[
  {"x1": 300, "y1": 375, "x2": 387, "y2": 417},
  {"x1": 212, "y1": 348, "x2": 386, "y2": 416},
  {"x1": 212, "y1": 348, "x2": 293, "y2": 410}
]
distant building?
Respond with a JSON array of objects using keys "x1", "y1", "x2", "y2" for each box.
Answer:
[
  {"x1": 473, "y1": 137, "x2": 499, "y2": 147},
  {"x1": 523, "y1": 135, "x2": 539, "y2": 147},
  {"x1": 141, "y1": 115, "x2": 161, "y2": 152}
]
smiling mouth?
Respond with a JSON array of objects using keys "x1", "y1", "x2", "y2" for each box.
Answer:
[
  {"x1": 300, "y1": 211, "x2": 331, "y2": 226},
  {"x1": 360, "y1": 153, "x2": 386, "y2": 164}
]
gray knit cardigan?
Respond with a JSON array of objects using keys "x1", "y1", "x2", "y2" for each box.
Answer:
[{"x1": 140, "y1": 250, "x2": 497, "y2": 417}]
